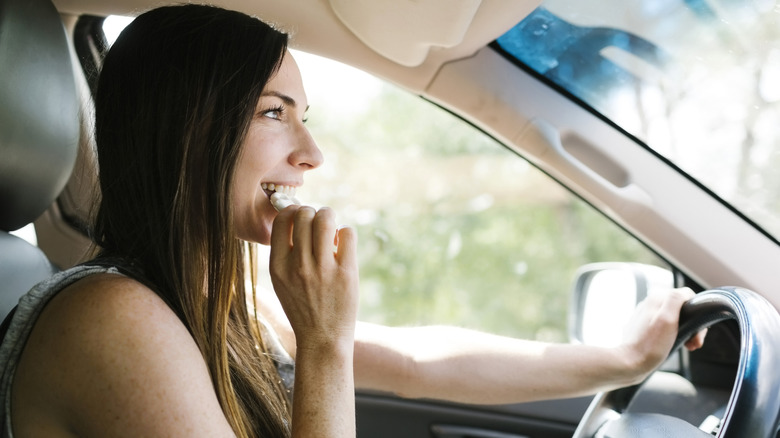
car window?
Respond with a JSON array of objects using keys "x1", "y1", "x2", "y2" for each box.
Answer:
[
  {"x1": 495, "y1": 0, "x2": 780, "y2": 244},
  {"x1": 278, "y1": 52, "x2": 670, "y2": 341},
  {"x1": 98, "y1": 17, "x2": 667, "y2": 342},
  {"x1": 9, "y1": 223, "x2": 37, "y2": 245}
]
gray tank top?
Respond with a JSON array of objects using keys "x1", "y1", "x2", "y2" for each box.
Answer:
[{"x1": 0, "y1": 263, "x2": 295, "y2": 437}]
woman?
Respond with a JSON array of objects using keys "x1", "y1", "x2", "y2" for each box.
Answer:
[{"x1": 0, "y1": 4, "x2": 702, "y2": 437}]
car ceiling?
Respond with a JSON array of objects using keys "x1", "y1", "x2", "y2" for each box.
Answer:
[{"x1": 52, "y1": 0, "x2": 541, "y2": 92}]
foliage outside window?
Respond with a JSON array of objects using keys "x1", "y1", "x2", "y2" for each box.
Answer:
[{"x1": 277, "y1": 53, "x2": 666, "y2": 342}]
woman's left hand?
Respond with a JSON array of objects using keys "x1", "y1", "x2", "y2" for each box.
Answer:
[{"x1": 618, "y1": 287, "x2": 706, "y2": 381}]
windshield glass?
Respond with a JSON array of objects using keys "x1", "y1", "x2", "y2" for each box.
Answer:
[{"x1": 495, "y1": 0, "x2": 780, "y2": 242}]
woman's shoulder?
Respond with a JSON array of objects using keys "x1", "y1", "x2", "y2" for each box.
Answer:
[
  {"x1": 31, "y1": 272, "x2": 183, "y2": 352},
  {"x1": 11, "y1": 273, "x2": 235, "y2": 437},
  {"x1": 48, "y1": 272, "x2": 175, "y2": 327}
]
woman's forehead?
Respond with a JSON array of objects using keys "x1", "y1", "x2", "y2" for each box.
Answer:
[{"x1": 263, "y1": 51, "x2": 308, "y2": 107}]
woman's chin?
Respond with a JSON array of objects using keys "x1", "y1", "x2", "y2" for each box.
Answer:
[
  {"x1": 252, "y1": 222, "x2": 274, "y2": 246},
  {"x1": 236, "y1": 211, "x2": 275, "y2": 245}
]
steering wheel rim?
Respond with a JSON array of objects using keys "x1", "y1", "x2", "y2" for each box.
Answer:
[{"x1": 573, "y1": 287, "x2": 780, "y2": 438}]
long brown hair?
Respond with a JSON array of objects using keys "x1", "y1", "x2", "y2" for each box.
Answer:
[{"x1": 93, "y1": 5, "x2": 291, "y2": 436}]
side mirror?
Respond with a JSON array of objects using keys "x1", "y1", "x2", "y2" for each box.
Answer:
[{"x1": 569, "y1": 262, "x2": 674, "y2": 346}]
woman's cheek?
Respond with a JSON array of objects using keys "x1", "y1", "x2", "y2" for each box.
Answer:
[{"x1": 231, "y1": 192, "x2": 269, "y2": 244}]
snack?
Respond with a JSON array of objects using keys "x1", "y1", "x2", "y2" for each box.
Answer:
[{"x1": 270, "y1": 191, "x2": 301, "y2": 211}]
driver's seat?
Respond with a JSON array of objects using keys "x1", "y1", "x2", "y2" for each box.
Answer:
[{"x1": 0, "y1": 0, "x2": 80, "y2": 326}]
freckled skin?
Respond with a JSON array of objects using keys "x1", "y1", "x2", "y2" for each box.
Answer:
[
  {"x1": 10, "y1": 52, "x2": 359, "y2": 438},
  {"x1": 12, "y1": 274, "x2": 237, "y2": 437}
]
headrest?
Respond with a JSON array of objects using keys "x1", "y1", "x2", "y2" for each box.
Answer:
[{"x1": 0, "y1": 0, "x2": 80, "y2": 232}]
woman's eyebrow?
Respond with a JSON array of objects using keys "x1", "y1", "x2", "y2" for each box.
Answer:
[
  {"x1": 260, "y1": 90, "x2": 309, "y2": 112},
  {"x1": 262, "y1": 90, "x2": 295, "y2": 105},
  {"x1": 261, "y1": 90, "x2": 309, "y2": 112}
]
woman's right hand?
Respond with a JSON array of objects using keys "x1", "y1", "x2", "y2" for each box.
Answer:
[
  {"x1": 269, "y1": 205, "x2": 359, "y2": 352},
  {"x1": 270, "y1": 205, "x2": 359, "y2": 436}
]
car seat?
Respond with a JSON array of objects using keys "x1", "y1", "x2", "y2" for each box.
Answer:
[{"x1": 0, "y1": 0, "x2": 80, "y2": 324}]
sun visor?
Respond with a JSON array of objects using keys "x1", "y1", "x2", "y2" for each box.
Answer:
[{"x1": 329, "y1": 0, "x2": 482, "y2": 67}]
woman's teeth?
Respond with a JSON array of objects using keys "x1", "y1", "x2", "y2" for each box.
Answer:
[
  {"x1": 261, "y1": 183, "x2": 296, "y2": 196},
  {"x1": 262, "y1": 183, "x2": 301, "y2": 211}
]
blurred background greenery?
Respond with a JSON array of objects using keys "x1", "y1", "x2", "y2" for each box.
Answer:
[{"x1": 262, "y1": 54, "x2": 666, "y2": 342}]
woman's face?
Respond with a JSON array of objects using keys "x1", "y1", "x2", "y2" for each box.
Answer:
[{"x1": 233, "y1": 51, "x2": 323, "y2": 244}]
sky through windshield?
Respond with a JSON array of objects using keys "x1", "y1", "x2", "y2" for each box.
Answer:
[{"x1": 496, "y1": 0, "x2": 780, "y2": 242}]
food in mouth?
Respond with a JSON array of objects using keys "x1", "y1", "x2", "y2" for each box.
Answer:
[
  {"x1": 270, "y1": 192, "x2": 301, "y2": 211},
  {"x1": 262, "y1": 183, "x2": 301, "y2": 211}
]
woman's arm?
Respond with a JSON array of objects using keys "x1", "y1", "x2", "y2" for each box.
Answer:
[
  {"x1": 269, "y1": 206, "x2": 360, "y2": 436},
  {"x1": 257, "y1": 279, "x2": 701, "y2": 405},
  {"x1": 353, "y1": 288, "x2": 703, "y2": 404},
  {"x1": 354, "y1": 324, "x2": 642, "y2": 404}
]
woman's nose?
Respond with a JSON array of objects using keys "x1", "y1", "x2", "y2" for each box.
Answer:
[{"x1": 290, "y1": 126, "x2": 324, "y2": 170}]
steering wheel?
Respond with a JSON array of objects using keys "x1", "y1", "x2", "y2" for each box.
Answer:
[{"x1": 573, "y1": 287, "x2": 780, "y2": 438}]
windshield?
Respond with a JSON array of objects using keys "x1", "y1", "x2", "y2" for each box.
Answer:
[{"x1": 495, "y1": 0, "x2": 780, "y2": 242}]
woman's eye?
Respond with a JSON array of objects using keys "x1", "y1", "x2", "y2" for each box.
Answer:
[{"x1": 262, "y1": 106, "x2": 284, "y2": 120}]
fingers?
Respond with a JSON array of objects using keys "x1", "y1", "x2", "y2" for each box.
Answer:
[
  {"x1": 268, "y1": 204, "x2": 359, "y2": 345},
  {"x1": 666, "y1": 288, "x2": 707, "y2": 350},
  {"x1": 273, "y1": 206, "x2": 351, "y2": 264},
  {"x1": 641, "y1": 287, "x2": 692, "y2": 326},
  {"x1": 271, "y1": 205, "x2": 330, "y2": 254},
  {"x1": 271, "y1": 205, "x2": 355, "y2": 271},
  {"x1": 270, "y1": 205, "x2": 298, "y2": 260},
  {"x1": 657, "y1": 287, "x2": 707, "y2": 351},
  {"x1": 685, "y1": 328, "x2": 707, "y2": 350},
  {"x1": 311, "y1": 208, "x2": 337, "y2": 264},
  {"x1": 658, "y1": 287, "x2": 694, "y2": 312},
  {"x1": 622, "y1": 286, "x2": 707, "y2": 374},
  {"x1": 292, "y1": 206, "x2": 317, "y2": 261},
  {"x1": 334, "y1": 226, "x2": 357, "y2": 266},
  {"x1": 677, "y1": 288, "x2": 707, "y2": 351},
  {"x1": 670, "y1": 287, "x2": 696, "y2": 303}
]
